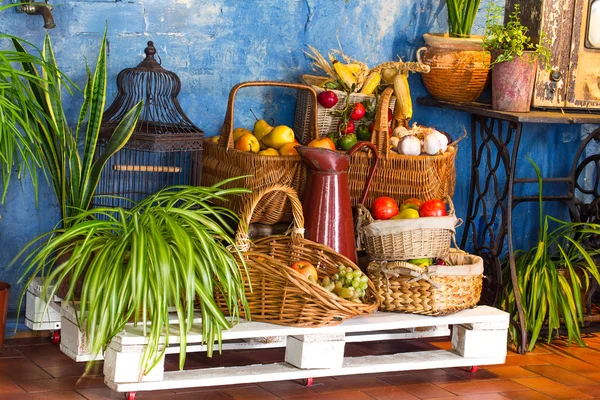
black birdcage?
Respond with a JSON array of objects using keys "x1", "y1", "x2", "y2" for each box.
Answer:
[{"x1": 95, "y1": 41, "x2": 204, "y2": 209}]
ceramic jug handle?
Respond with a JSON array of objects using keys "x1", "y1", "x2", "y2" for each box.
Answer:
[
  {"x1": 347, "y1": 142, "x2": 379, "y2": 206},
  {"x1": 416, "y1": 46, "x2": 427, "y2": 64}
]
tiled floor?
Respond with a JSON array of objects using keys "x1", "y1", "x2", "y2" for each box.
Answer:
[{"x1": 1, "y1": 329, "x2": 600, "y2": 399}]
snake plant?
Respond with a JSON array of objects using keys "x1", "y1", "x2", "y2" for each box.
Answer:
[
  {"x1": 500, "y1": 158, "x2": 600, "y2": 351},
  {"x1": 15, "y1": 180, "x2": 251, "y2": 375},
  {"x1": 446, "y1": 0, "x2": 482, "y2": 38}
]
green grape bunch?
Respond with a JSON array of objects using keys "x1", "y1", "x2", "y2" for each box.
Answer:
[{"x1": 320, "y1": 265, "x2": 369, "y2": 303}]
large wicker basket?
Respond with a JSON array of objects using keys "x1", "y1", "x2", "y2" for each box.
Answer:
[
  {"x1": 348, "y1": 86, "x2": 457, "y2": 209},
  {"x1": 294, "y1": 75, "x2": 396, "y2": 144},
  {"x1": 367, "y1": 250, "x2": 483, "y2": 316},
  {"x1": 218, "y1": 185, "x2": 379, "y2": 327},
  {"x1": 202, "y1": 81, "x2": 318, "y2": 225}
]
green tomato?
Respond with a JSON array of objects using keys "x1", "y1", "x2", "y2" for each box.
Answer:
[
  {"x1": 356, "y1": 125, "x2": 371, "y2": 142},
  {"x1": 338, "y1": 133, "x2": 357, "y2": 151}
]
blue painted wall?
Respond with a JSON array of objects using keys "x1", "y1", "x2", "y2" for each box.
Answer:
[{"x1": 0, "y1": 0, "x2": 590, "y2": 317}]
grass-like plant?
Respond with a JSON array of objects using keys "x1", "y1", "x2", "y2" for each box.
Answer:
[
  {"x1": 15, "y1": 180, "x2": 251, "y2": 375},
  {"x1": 446, "y1": 0, "x2": 482, "y2": 38},
  {"x1": 500, "y1": 158, "x2": 600, "y2": 351}
]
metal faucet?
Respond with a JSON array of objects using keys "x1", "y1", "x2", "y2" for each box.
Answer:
[{"x1": 17, "y1": 0, "x2": 56, "y2": 29}]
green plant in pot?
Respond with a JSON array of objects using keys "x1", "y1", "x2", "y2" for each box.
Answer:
[
  {"x1": 483, "y1": 4, "x2": 551, "y2": 112},
  {"x1": 500, "y1": 158, "x2": 600, "y2": 351},
  {"x1": 417, "y1": 0, "x2": 491, "y2": 103}
]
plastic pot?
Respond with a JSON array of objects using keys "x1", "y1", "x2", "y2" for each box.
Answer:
[{"x1": 491, "y1": 51, "x2": 537, "y2": 112}]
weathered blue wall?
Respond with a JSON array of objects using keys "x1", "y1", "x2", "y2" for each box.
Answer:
[{"x1": 0, "y1": 0, "x2": 588, "y2": 317}]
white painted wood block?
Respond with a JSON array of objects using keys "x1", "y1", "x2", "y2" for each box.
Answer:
[
  {"x1": 25, "y1": 291, "x2": 62, "y2": 327},
  {"x1": 285, "y1": 334, "x2": 345, "y2": 369},
  {"x1": 60, "y1": 316, "x2": 103, "y2": 362},
  {"x1": 104, "y1": 343, "x2": 164, "y2": 383},
  {"x1": 451, "y1": 324, "x2": 508, "y2": 359}
]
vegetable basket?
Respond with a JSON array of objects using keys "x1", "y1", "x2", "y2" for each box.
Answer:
[
  {"x1": 201, "y1": 81, "x2": 319, "y2": 225},
  {"x1": 348, "y1": 86, "x2": 456, "y2": 209},
  {"x1": 294, "y1": 74, "x2": 396, "y2": 144},
  {"x1": 356, "y1": 197, "x2": 458, "y2": 261},
  {"x1": 217, "y1": 184, "x2": 379, "y2": 327},
  {"x1": 367, "y1": 249, "x2": 483, "y2": 316}
]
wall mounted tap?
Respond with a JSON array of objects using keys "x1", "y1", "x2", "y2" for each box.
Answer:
[{"x1": 17, "y1": 0, "x2": 56, "y2": 29}]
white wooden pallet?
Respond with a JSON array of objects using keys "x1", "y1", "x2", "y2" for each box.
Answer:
[
  {"x1": 103, "y1": 306, "x2": 509, "y2": 396},
  {"x1": 24, "y1": 277, "x2": 62, "y2": 332}
]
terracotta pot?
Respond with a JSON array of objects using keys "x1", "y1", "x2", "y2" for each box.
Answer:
[
  {"x1": 491, "y1": 51, "x2": 537, "y2": 112},
  {"x1": 0, "y1": 282, "x2": 10, "y2": 349},
  {"x1": 418, "y1": 33, "x2": 491, "y2": 103}
]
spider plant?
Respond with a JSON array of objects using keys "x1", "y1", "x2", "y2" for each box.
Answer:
[
  {"x1": 500, "y1": 158, "x2": 600, "y2": 351},
  {"x1": 14, "y1": 180, "x2": 251, "y2": 375},
  {"x1": 13, "y1": 28, "x2": 143, "y2": 226},
  {"x1": 447, "y1": 0, "x2": 482, "y2": 38}
]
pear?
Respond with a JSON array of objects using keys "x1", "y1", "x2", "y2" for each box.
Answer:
[
  {"x1": 234, "y1": 133, "x2": 260, "y2": 153},
  {"x1": 262, "y1": 125, "x2": 295, "y2": 150},
  {"x1": 233, "y1": 127, "x2": 253, "y2": 142},
  {"x1": 258, "y1": 148, "x2": 280, "y2": 156},
  {"x1": 253, "y1": 119, "x2": 273, "y2": 141}
]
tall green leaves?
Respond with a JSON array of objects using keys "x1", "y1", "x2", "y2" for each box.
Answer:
[
  {"x1": 15, "y1": 180, "x2": 251, "y2": 375},
  {"x1": 14, "y1": 28, "x2": 143, "y2": 226},
  {"x1": 446, "y1": 0, "x2": 481, "y2": 38}
]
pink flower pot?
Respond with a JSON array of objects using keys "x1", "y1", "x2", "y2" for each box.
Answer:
[{"x1": 491, "y1": 51, "x2": 537, "y2": 112}]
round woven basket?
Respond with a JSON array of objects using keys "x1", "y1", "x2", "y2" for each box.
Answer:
[
  {"x1": 417, "y1": 47, "x2": 491, "y2": 103},
  {"x1": 217, "y1": 185, "x2": 379, "y2": 327}
]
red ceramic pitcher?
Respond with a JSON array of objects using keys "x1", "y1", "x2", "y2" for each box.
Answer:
[{"x1": 296, "y1": 142, "x2": 378, "y2": 264}]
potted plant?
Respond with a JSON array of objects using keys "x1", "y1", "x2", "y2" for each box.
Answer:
[
  {"x1": 483, "y1": 4, "x2": 551, "y2": 112},
  {"x1": 500, "y1": 158, "x2": 600, "y2": 351},
  {"x1": 15, "y1": 180, "x2": 251, "y2": 375},
  {"x1": 417, "y1": 0, "x2": 491, "y2": 103}
]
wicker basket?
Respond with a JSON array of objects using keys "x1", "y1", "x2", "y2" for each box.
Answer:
[
  {"x1": 294, "y1": 75, "x2": 396, "y2": 144},
  {"x1": 218, "y1": 184, "x2": 379, "y2": 327},
  {"x1": 201, "y1": 81, "x2": 318, "y2": 225},
  {"x1": 356, "y1": 197, "x2": 457, "y2": 261},
  {"x1": 348, "y1": 86, "x2": 457, "y2": 209},
  {"x1": 367, "y1": 249, "x2": 483, "y2": 316}
]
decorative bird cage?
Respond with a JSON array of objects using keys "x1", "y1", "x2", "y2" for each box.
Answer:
[{"x1": 95, "y1": 41, "x2": 204, "y2": 209}]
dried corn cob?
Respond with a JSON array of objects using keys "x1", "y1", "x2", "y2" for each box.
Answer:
[
  {"x1": 333, "y1": 60, "x2": 357, "y2": 91},
  {"x1": 393, "y1": 71, "x2": 412, "y2": 120},
  {"x1": 359, "y1": 71, "x2": 381, "y2": 95}
]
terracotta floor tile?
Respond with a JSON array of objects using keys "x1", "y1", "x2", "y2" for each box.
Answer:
[
  {"x1": 220, "y1": 385, "x2": 280, "y2": 399},
  {"x1": 0, "y1": 358, "x2": 52, "y2": 381},
  {"x1": 0, "y1": 376, "x2": 25, "y2": 395},
  {"x1": 534, "y1": 354, "x2": 598, "y2": 373},
  {"x1": 584, "y1": 372, "x2": 600, "y2": 382},
  {"x1": 499, "y1": 390, "x2": 554, "y2": 400},
  {"x1": 573, "y1": 385, "x2": 600, "y2": 397},
  {"x1": 18, "y1": 376, "x2": 105, "y2": 393},
  {"x1": 76, "y1": 386, "x2": 176, "y2": 399},
  {"x1": 483, "y1": 366, "x2": 540, "y2": 379},
  {"x1": 3, "y1": 338, "x2": 51, "y2": 347},
  {"x1": 42, "y1": 360, "x2": 103, "y2": 378},
  {"x1": 310, "y1": 375, "x2": 393, "y2": 393},
  {"x1": 513, "y1": 377, "x2": 593, "y2": 399},
  {"x1": 362, "y1": 386, "x2": 420, "y2": 399},
  {"x1": 424, "y1": 395, "x2": 510, "y2": 400},
  {"x1": 501, "y1": 355, "x2": 551, "y2": 367},
  {"x1": 410, "y1": 368, "x2": 465, "y2": 383},
  {"x1": 523, "y1": 364, "x2": 598, "y2": 385},
  {"x1": 257, "y1": 379, "x2": 318, "y2": 398},
  {"x1": 438, "y1": 379, "x2": 529, "y2": 395},
  {"x1": 235, "y1": 348, "x2": 286, "y2": 364},
  {"x1": 395, "y1": 382, "x2": 456, "y2": 399},
  {"x1": 378, "y1": 373, "x2": 426, "y2": 386},
  {"x1": 4, "y1": 390, "x2": 86, "y2": 399},
  {"x1": 16, "y1": 344, "x2": 75, "y2": 367},
  {"x1": 170, "y1": 383, "x2": 256, "y2": 394},
  {"x1": 443, "y1": 367, "x2": 501, "y2": 381},
  {"x1": 0, "y1": 347, "x2": 24, "y2": 359}
]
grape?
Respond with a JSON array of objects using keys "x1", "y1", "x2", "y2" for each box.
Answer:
[
  {"x1": 360, "y1": 282, "x2": 368, "y2": 290},
  {"x1": 335, "y1": 281, "x2": 343, "y2": 289},
  {"x1": 345, "y1": 271, "x2": 354, "y2": 280},
  {"x1": 352, "y1": 270, "x2": 362, "y2": 278},
  {"x1": 332, "y1": 273, "x2": 339, "y2": 281},
  {"x1": 338, "y1": 265, "x2": 346, "y2": 273},
  {"x1": 352, "y1": 280, "x2": 360, "y2": 288},
  {"x1": 360, "y1": 275, "x2": 368, "y2": 283}
]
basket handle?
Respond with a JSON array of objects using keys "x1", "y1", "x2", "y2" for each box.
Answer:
[
  {"x1": 219, "y1": 81, "x2": 320, "y2": 149},
  {"x1": 234, "y1": 184, "x2": 305, "y2": 251},
  {"x1": 370, "y1": 86, "x2": 407, "y2": 158},
  {"x1": 346, "y1": 141, "x2": 379, "y2": 206},
  {"x1": 416, "y1": 46, "x2": 427, "y2": 64}
]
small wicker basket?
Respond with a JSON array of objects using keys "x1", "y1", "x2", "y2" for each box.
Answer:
[
  {"x1": 219, "y1": 184, "x2": 379, "y2": 327},
  {"x1": 367, "y1": 249, "x2": 483, "y2": 316}
]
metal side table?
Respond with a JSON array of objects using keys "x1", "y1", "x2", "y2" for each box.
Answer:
[{"x1": 419, "y1": 98, "x2": 600, "y2": 353}]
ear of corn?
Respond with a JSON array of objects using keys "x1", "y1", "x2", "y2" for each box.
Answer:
[
  {"x1": 333, "y1": 60, "x2": 357, "y2": 91},
  {"x1": 346, "y1": 63, "x2": 362, "y2": 75},
  {"x1": 393, "y1": 72, "x2": 412, "y2": 120},
  {"x1": 359, "y1": 71, "x2": 381, "y2": 95}
]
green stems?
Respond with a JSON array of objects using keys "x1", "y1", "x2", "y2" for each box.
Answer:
[{"x1": 447, "y1": 0, "x2": 481, "y2": 38}]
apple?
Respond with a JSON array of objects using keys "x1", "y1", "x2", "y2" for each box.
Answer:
[
  {"x1": 317, "y1": 90, "x2": 339, "y2": 108},
  {"x1": 290, "y1": 261, "x2": 318, "y2": 282},
  {"x1": 419, "y1": 199, "x2": 447, "y2": 217},
  {"x1": 307, "y1": 137, "x2": 336, "y2": 150},
  {"x1": 372, "y1": 196, "x2": 399, "y2": 220},
  {"x1": 435, "y1": 258, "x2": 448, "y2": 266}
]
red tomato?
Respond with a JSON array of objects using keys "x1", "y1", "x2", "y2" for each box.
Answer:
[
  {"x1": 372, "y1": 197, "x2": 399, "y2": 220},
  {"x1": 387, "y1": 108, "x2": 393, "y2": 123},
  {"x1": 350, "y1": 103, "x2": 366, "y2": 120},
  {"x1": 317, "y1": 91, "x2": 338, "y2": 108},
  {"x1": 339, "y1": 120, "x2": 355, "y2": 135},
  {"x1": 419, "y1": 199, "x2": 447, "y2": 217}
]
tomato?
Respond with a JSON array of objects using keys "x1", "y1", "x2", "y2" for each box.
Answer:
[
  {"x1": 307, "y1": 137, "x2": 336, "y2": 150},
  {"x1": 356, "y1": 125, "x2": 371, "y2": 142},
  {"x1": 419, "y1": 199, "x2": 447, "y2": 217},
  {"x1": 350, "y1": 103, "x2": 366, "y2": 120},
  {"x1": 338, "y1": 133, "x2": 357, "y2": 151},
  {"x1": 338, "y1": 120, "x2": 355, "y2": 135},
  {"x1": 317, "y1": 91, "x2": 338, "y2": 108},
  {"x1": 372, "y1": 196, "x2": 399, "y2": 220},
  {"x1": 291, "y1": 261, "x2": 318, "y2": 282},
  {"x1": 387, "y1": 108, "x2": 393, "y2": 123}
]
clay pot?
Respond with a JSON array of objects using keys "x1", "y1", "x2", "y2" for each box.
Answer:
[
  {"x1": 0, "y1": 282, "x2": 10, "y2": 349},
  {"x1": 417, "y1": 33, "x2": 491, "y2": 103},
  {"x1": 491, "y1": 51, "x2": 537, "y2": 112}
]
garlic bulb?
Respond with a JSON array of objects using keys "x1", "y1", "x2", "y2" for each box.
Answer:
[
  {"x1": 389, "y1": 136, "x2": 400, "y2": 151},
  {"x1": 392, "y1": 126, "x2": 410, "y2": 138},
  {"x1": 423, "y1": 130, "x2": 449, "y2": 155},
  {"x1": 399, "y1": 135, "x2": 421, "y2": 156}
]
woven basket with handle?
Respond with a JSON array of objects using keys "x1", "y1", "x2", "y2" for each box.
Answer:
[
  {"x1": 348, "y1": 86, "x2": 457, "y2": 209},
  {"x1": 201, "y1": 81, "x2": 319, "y2": 225},
  {"x1": 367, "y1": 249, "x2": 483, "y2": 316},
  {"x1": 217, "y1": 184, "x2": 379, "y2": 327}
]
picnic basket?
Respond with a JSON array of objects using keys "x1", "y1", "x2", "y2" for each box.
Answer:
[
  {"x1": 219, "y1": 184, "x2": 379, "y2": 327},
  {"x1": 201, "y1": 81, "x2": 318, "y2": 225}
]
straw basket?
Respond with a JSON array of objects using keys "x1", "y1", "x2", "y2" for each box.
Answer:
[
  {"x1": 367, "y1": 250, "x2": 483, "y2": 316},
  {"x1": 219, "y1": 184, "x2": 379, "y2": 327},
  {"x1": 356, "y1": 197, "x2": 458, "y2": 261},
  {"x1": 294, "y1": 75, "x2": 396, "y2": 144},
  {"x1": 348, "y1": 86, "x2": 457, "y2": 209},
  {"x1": 202, "y1": 81, "x2": 319, "y2": 225}
]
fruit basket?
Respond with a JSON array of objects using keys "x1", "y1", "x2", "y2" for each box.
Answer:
[
  {"x1": 202, "y1": 81, "x2": 319, "y2": 225},
  {"x1": 217, "y1": 184, "x2": 379, "y2": 327},
  {"x1": 367, "y1": 249, "x2": 483, "y2": 316},
  {"x1": 356, "y1": 197, "x2": 458, "y2": 261}
]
